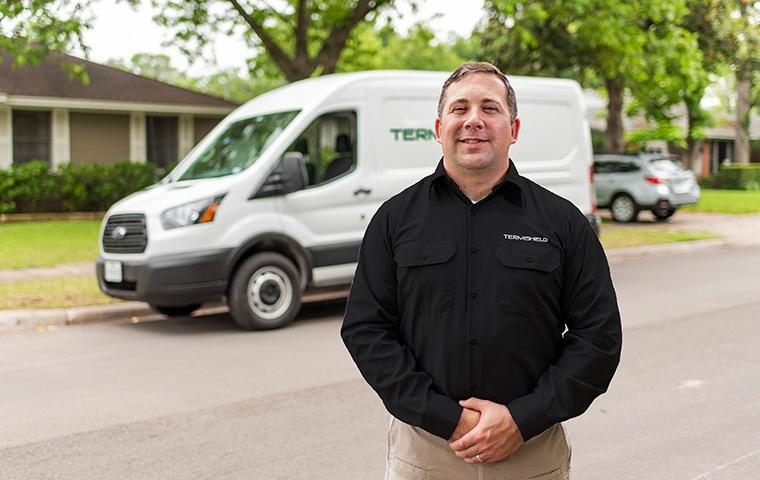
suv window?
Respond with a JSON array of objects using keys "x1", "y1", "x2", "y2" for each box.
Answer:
[
  {"x1": 649, "y1": 158, "x2": 680, "y2": 173},
  {"x1": 613, "y1": 162, "x2": 640, "y2": 173},
  {"x1": 594, "y1": 161, "x2": 611, "y2": 174},
  {"x1": 284, "y1": 111, "x2": 357, "y2": 187}
]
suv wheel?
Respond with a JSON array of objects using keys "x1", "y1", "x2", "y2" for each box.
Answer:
[
  {"x1": 652, "y1": 201, "x2": 676, "y2": 221},
  {"x1": 228, "y1": 252, "x2": 302, "y2": 330},
  {"x1": 611, "y1": 194, "x2": 639, "y2": 223}
]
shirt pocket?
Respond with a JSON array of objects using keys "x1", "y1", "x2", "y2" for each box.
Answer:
[
  {"x1": 395, "y1": 240, "x2": 456, "y2": 313},
  {"x1": 495, "y1": 242, "x2": 561, "y2": 316}
]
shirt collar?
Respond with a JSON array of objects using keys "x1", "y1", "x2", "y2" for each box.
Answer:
[{"x1": 431, "y1": 157, "x2": 525, "y2": 206}]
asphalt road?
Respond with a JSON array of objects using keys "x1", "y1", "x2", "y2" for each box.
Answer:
[{"x1": 1, "y1": 246, "x2": 759, "y2": 479}]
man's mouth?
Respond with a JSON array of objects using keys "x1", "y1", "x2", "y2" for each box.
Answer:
[{"x1": 460, "y1": 138, "x2": 487, "y2": 144}]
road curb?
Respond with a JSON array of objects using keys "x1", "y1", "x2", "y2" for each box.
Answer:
[
  {"x1": 0, "y1": 238, "x2": 731, "y2": 332},
  {"x1": 606, "y1": 238, "x2": 727, "y2": 264},
  {"x1": 0, "y1": 302, "x2": 155, "y2": 332}
]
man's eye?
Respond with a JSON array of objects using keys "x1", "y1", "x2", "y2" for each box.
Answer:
[
  {"x1": 453, "y1": 106, "x2": 466, "y2": 112},
  {"x1": 484, "y1": 106, "x2": 497, "y2": 112}
]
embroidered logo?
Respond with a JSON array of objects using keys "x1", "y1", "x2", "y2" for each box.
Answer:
[{"x1": 503, "y1": 233, "x2": 549, "y2": 243}]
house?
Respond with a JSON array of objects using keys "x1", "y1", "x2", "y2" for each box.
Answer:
[
  {"x1": 583, "y1": 90, "x2": 760, "y2": 176},
  {"x1": 0, "y1": 51, "x2": 238, "y2": 170}
]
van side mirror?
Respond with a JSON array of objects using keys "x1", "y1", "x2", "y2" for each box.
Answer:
[{"x1": 252, "y1": 152, "x2": 308, "y2": 198}]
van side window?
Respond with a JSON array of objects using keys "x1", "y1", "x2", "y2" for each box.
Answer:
[{"x1": 284, "y1": 111, "x2": 357, "y2": 187}]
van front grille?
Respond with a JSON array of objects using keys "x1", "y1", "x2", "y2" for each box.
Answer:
[{"x1": 103, "y1": 214, "x2": 147, "y2": 253}]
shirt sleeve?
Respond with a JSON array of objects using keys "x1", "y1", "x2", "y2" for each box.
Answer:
[
  {"x1": 340, "y1": 204, "x2": 463, "y2": 440},
  {"x1": 507, "y1": 207, "x2": 623, "y2": 441}
]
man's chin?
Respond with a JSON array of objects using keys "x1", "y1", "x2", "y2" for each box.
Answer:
[{"x1": 454, "y1": 156, "x2": 498, "y2": 171}]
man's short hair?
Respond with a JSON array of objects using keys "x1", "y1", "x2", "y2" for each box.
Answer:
[{"x1": 437, "y1": 62, "x2": 518, "y2": 124}]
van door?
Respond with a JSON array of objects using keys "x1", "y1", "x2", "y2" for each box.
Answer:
[{"x1": 275, "y1": 110, "x2": 370, "y2": 286}]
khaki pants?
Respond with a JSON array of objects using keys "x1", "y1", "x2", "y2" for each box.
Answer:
[{"x1": 385, "y1": 417, "x2": 571, "y2": 480}]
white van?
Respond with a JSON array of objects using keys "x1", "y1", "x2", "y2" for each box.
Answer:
[{"x1": 96, "y1": 70, "x2": 598, "y2": 330}]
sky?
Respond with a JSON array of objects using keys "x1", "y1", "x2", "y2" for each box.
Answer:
[{"x1": 82, "y1": 1, "x2": 485, "y2": 77}]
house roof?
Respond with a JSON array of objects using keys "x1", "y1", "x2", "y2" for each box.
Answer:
[{"x1": 0, "y1": 51, "x2": 238, "y2": 109}]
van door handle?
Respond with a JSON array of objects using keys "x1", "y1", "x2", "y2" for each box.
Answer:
[{"x1": 353, "y1": 187, "x2": 372, "y2": 196}]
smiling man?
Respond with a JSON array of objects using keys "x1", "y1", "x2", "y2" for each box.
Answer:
[{"x1": 341, "y1": 62, "x2": 622, "y2": 479}]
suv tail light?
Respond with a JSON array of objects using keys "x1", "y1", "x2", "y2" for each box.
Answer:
[{"x1": 644, "y1": 176, "x2": 667, "y2": 185}]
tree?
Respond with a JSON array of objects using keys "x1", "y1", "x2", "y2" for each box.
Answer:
[
  {"x1": 724, "y1": 0, "x2": 760, "y2": 164},
  {"x1": 107, "y1": 53, "x2": 187, "y2": 84},
  {"x1": 144, "y1": 0, "x2": 412, "y2": 81},
  {"x1": 108, "y1": 52, "x2": 270, "y2": 103},
  {"x1": 478, "y1": 0, "x2": 702, "y2": 153},
  {"x1": 0, "y1": 0, "x2": 93, "y2": 81}
]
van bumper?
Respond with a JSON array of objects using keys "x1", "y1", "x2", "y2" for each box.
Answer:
[
  {"x1": 96, "y1": 249, "x2": 232, "y2": 307},
  {"x1": 586, "y1": 214, "x2": 601, "y2": 236}
]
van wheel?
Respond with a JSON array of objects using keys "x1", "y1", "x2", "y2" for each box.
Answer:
[
  {"x1": 228, "y1": 252, "x2": 302, "y2": 330},
  {"x1": 611, "y1": 194, "x2": 639, "y2": 223},
  {"x1": 150, "y1": 304, "x2": 201, "y2": 317}
]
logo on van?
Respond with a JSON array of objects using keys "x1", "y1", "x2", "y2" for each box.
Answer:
[
  {"x1": 390, "y1": 128, "x2": 436, "y2": 141},
  {"x1": 503, "y1": 234, "x2": 549, "y2": 243}
]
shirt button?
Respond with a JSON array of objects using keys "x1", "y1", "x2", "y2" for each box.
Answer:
[
  {"x1": 470, "y1": 338, "x2": 478, "y2": 346},
  {"x1": 470, "y1": 247, "x2": 479, "y2": 254},
  {"x1": 470, "y1": 292, "x2": 478, "y2": 299},
  {"x1": 525, "y1": 256, "x2": 534, "y2": 263}
]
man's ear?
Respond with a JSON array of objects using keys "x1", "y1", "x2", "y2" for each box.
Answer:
[
  {"x1": 434, "y1": 117, "x2": 442, "y2": 145},
  {"x1": 510, "y1": 118, "x2": 521, "y2": 145}
]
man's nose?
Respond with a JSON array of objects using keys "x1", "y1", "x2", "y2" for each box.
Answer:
[{"x1": 463, "y1": 110, "x2": 484, "y2": 129}]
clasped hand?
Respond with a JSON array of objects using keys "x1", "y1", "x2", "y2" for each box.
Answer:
[{"x1": 448, "y1": 397, "x2": 524, "y2": 464}]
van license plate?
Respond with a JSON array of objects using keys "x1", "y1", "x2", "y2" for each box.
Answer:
[{"x1": 104, "y1": 261, "x2": 123, "y2": 283}]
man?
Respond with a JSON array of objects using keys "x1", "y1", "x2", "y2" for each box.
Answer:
[{"x1": 341, "y1": 62, "x2": 622, "y2": 479}]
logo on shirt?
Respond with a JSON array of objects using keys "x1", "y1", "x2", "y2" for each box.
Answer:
[{"x1": 503, "y1": 233, "x2": 549, "y2": 243}]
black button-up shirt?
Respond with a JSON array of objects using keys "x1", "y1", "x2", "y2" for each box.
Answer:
[{"x1": 341, "y1": 159, "x2": 622, "y2": 441}]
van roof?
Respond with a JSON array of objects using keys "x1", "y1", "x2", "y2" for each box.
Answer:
[{"x1": 228, "y1": 70, "x2": 582, "y2": 121}]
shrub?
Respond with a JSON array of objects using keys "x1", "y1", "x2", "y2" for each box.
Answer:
[
  {"x1": 704, "y1": 164, "x2": 760, "y2": 191},
  {"x1": 0, "y1": 160, "x2": 166, "y2": 213}
]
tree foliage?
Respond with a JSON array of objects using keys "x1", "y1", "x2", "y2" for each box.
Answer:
[
  {"x1": 478, "y1": 0, "x2": 704, "y2": 153},
  {"x1": 0, "y1": 0, "x2": 93, "y2": 82},
  {"x1": 142, "y1": 0, "x2": 413, "y2": 81},
  {"x1": 109, "y1": 19, "x2": 468, "y2": 103}
]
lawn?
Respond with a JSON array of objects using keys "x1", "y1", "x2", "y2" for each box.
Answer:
[
  {"x1": 600, "y1": 227, "x2": 720, "y2": 250},
  {"x1": 0, "y1": 276, "x2": 119, "y2": 309},
  {"x1": 682, "y1": 189, "x2": 760, "y2": 214},
  {"x1": 0, "y1": 220, "x2": 101, "y2": 269}
]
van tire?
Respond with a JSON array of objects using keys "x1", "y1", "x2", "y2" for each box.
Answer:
[
  {"x1": 228, "y1": 252, "x2": 302, "y2": 330},
  {"x1": 150, "y1": 304, "x2": 201, "y2": 317},
  {"x1": 611, "y1": 194, "x2": 639, "y2": 223}
]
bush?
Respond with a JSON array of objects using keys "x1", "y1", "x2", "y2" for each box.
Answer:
[
  {"x1": 0, "y1": 160, "x2": 165, "y2": 213},
  {"x1": 703, "y1": 164, "x2": 760, "y2": 191}
]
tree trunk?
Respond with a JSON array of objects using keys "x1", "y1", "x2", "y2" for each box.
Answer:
[
  {"x1": 685, "y1": 138, "x2": 703, "y2": 173},
  {"x1": 604, "y1": 77, "x2": 625, "y2": 153},
  {"x1": 685, "y1": 100, "x2": 703, "y2": 174},
  {"x1": 734, "y1": 69, "x2": 752, "y2": 164}
]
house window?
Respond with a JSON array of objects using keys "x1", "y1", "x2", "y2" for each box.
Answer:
[
  {"x1": 146, "y1": 115, "x2": 178, "y2": 168},
  {"x1": 12, "y1": 110, "x2": 51, "y2": 165}
]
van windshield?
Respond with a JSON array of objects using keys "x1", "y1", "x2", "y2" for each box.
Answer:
[{"x1": 178, "y1": 110, "x2": 300, "y2": 181}]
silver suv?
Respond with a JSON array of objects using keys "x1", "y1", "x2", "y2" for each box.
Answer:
[{"x1": 593, "y1": 154, "x2": 700, "y2": 222}]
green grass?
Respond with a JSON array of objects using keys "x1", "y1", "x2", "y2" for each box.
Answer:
[
  {"x1": 0, "y1": 277, "x2": 119, "y2": 309},
  {"x1": 600, "y1": 227, "x2": 720, "y2": 250},
  {"x1": 682, "y1": 189, "x2": 760, "y2": 214},
  {"x1": 0, "y1": 220, "x2": 100, "y2": 269}
]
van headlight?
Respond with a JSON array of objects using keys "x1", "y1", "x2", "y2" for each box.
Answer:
[{"x1": 160, "y1": 195, "x2": 226, "y2": 229}]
